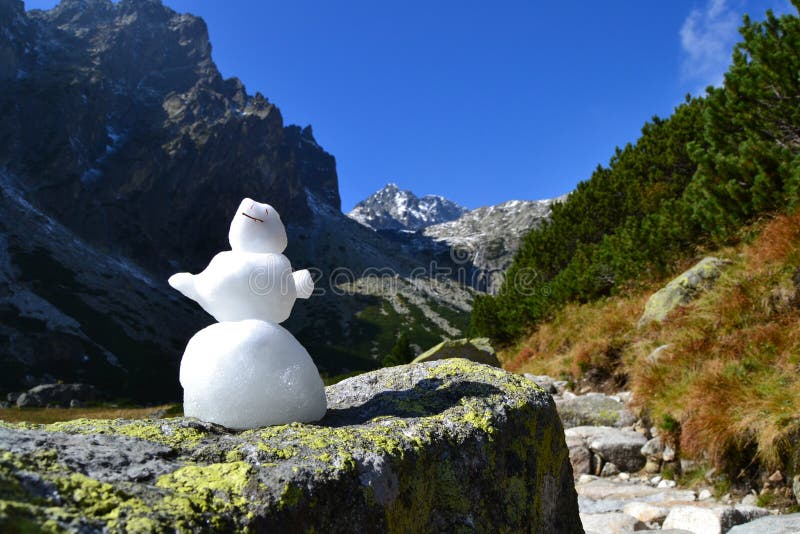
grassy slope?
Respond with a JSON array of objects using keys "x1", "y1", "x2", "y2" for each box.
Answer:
[{"x1": 502, "y1": 212, "x2": 800, "y2": 474}]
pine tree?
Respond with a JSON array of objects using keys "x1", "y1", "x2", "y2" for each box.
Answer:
[{"x1": 383, "y1": 332, "x2": 415, "y2": 367}]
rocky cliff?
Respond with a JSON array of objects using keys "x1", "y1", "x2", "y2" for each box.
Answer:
[{"x1": 0, "y1": 0, "x2": 480, "y2": 396}]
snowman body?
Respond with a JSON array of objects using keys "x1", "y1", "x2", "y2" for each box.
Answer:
[
  {"x1": 172, "y1": 251, "x2": 297, "y2": 323},
  {"x1": 180, "y1": 321, "x2": 326, "y2": 429},
  {"x1": 169, "y1": 198, "x2": 326, "y2": 429}
]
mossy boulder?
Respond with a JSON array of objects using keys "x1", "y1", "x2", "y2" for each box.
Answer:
[
  {"x1": 0, "y1": 359, "x2": 581, "y2": 533},
  {"x1": 639, "y1": 256, "x2": 729, "y2": 325},
  {"x1": 412, "y1": 337, "x2": 500, "y2": 367}
]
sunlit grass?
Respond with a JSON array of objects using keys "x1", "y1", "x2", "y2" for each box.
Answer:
[{"x1": 0, "y1": 404, "x2": 182, "y2": 424}]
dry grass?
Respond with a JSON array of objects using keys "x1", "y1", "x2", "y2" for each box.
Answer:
[
  {"x1": 0, "y1": 404, "x2": 182, "y2": 424},
  {"x1": 501, "y1": 290, "x2": 653, "y2": 384},
  {"x1": 503, "y1": 211, "x2": 800, "y2": 474}
]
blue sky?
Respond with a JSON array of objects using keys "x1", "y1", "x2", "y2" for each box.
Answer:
[{"x1": 26, "y1": 0, "x2": 794, "y2": 210}]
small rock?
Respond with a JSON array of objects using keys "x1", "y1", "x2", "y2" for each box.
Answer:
[
  {"x1": 658, "y1": 479, "x2": 677, "y2": 489},
  {"x1": 663, "y1": 503, "x2": 768, "y2": 534},
  {"x1": 698, "y1": 489, "x2": 713, "y2": 500},
  {"x1": 727, "y1": 513, "x2": 800, "y2": 533},
  {"x1": 578, "y1": 474, "x2": 599, "y2": 484},
  {"x1": 662, "y1": 444, "x2": 676, "y2": 462},
  {"x1": 16, "y1": 383, "x2": 96, "y2": 408},
  {"x1": 566, "y1": 434, "x2": 592, "y2": 476},
  {"x1": 592, "y1": 453, "x2": 605, "y2": 476},
  {"x1": 616, "y1": 391, "x2": 633, "y2": 404},
  {"x1": 623, "y1": 501, "x2": 669, "y2": 523},
  {"x1": 618, "y1": 472, "x2": 630, "y2": 481},
  {"x1": 601, "y1": 462, "x2": 620, "y2": 477},
  {"x1": 650, "y1": 476, "x2": 662, "y2": 485},
  {"x1": 767, "y1": 470, "x2": 783, "y2": 484},
  {"x1": 740, "y1": 494, "x2": 758, "y2": 506},
  {"x1": 556, "y1": 393, "x2": 637, "y2": 429},
  {"x1": 0, "y1": 401, "x2": 9, "y2": 409},
  {"x1": 641, "y1": 436, "x2": 664, "y2": 458},
  {"x1": 69, "y1": 399, "x2": 83, "y2": 408},
  {"x1": 580, "y1": 512, "x2": 646, "y2": 534},
  {"x1": 522, "y1": 374, "x2": 558, "y2": 394},
  {"x1": 566, "y1": 426, "x2": 648, "y2": 473},
  {"x1": 562, "y1": 391, "x2": 577, "y2": 400},
  {"x1": 792, "y1": 474, "x2": 800, "y2": 503},
  {"x1": 644, "y1": 458, "x2": 661, "y2": 474}
]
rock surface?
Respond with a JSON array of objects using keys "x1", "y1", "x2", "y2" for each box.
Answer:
[
  {"x1": 566, "y1": 426, "x2": 647, "y2": 474},
  {"x1": 0, "y1": 359, "x2": 581, "y2": 532},
  {"x1": 15, "y1": 383, "x2": 96, "y2": 408},
  {"x1": 662, "y1": 503, "x2": 769, "y2": 534},
  {"x1": 580, "y1": 511, "x2": 644, "y2": 533},
  {"x1": 639, "y1": 257, "x2": 729, "y2": 325},
  {"x1": 727, "y1": 513, "x2": 800, "y2": 533},
  {"x1": 412, "y1": 337, "x2": 500, "y2": 367},
  {"x1": 557, "y1": 392, "x2": 637, "y2": 429}
]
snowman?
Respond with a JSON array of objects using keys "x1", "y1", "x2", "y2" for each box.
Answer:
[{"x1": 169, "y1": 198, "x2": 327, "y2": 429}]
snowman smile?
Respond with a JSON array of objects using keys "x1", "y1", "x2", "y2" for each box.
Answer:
[{"x1": 241, "y1": 212, "x2": 264, "y2": 223}]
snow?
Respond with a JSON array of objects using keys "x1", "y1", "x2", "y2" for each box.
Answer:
[
  {"x1": 180, "y1": 320, "x2": 327, "y2": 429},
  {"x1": 170, "y1": 198, "x2": 326, "y2": 429}
]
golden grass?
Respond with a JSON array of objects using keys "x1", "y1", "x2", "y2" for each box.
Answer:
[
  {"x1": 0, "y1": 404, "x2": 182, "y2": 424},
  {"x1": 503, "y1": 211, "x2": 800, "y2": 473}
]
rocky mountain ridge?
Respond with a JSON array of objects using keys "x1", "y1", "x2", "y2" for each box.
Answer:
[
  {"x1": 347, "y1": 183, "x2": 468, "y2": 231},
  {"x1": 349, "y1": 184, "x2": 565, "y2": 293}
]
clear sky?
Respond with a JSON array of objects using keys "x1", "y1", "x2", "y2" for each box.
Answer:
[{"x1": 25, "y1": 0, "x2": 794, "y2": 210}]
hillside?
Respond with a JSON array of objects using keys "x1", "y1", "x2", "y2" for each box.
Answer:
[
  {"x1": 503, "y1": 212, "x2": 800, "y2": 482},
  {"x1": 475, "y1": 2, "x2": 800, "y2": 485},
  {"x1": 472, "y1": 4, "x2": 800, "y2": 341}
]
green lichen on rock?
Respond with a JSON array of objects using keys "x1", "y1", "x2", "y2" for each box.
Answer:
[
  {"x1": 0, "y1": 359, "x2": 581, "y2": 533},
  {"x1": 639, "y1": 256, "x2": 730, "y2": 325}
]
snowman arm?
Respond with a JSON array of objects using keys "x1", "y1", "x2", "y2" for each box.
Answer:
[
  {"x1": 168, "y1": 272, "x2": 198, "y2": 301},
  {"x1": 292, "y1": 269, "x2": 314, "y2": 300}
]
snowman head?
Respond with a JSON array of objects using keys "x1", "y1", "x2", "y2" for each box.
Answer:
[{"x1": 228, "y1": 198, "x2": 288, "y2": 253}]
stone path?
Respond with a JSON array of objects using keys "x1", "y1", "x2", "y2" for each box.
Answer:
[{"x1": 524, "y1": 374, "x2": 800, "y2": 534}]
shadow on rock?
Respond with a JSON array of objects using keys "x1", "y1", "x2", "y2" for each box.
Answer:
[{"x1": 320, "y1": 378, "x2": 503, "y2": 427}]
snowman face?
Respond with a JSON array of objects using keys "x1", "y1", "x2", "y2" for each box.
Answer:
[{"x1": 228, "y1": 198, "x2": 288, "y2": 253}]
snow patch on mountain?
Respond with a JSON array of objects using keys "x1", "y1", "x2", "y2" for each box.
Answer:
[{"x1": 348, "y1": 183, "x2": 468, "y2": 231}]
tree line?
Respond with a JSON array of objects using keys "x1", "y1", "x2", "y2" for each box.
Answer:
[{"x1": 472, "y1": 3, "x2": 800, "y2": 341}]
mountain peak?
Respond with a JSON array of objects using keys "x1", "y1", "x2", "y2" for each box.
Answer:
[{"x1": 348, "y1": 184, "x2": 467, "y2": 231}]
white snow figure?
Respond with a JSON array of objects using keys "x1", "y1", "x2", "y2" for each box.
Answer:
[
  {"x1": 169, "y1": 198, "x2": 326, "y2": 429},
  {"x1": 180, "y1": 321, "x2": 327, "y2": 429},
  {"x1": 168, "y1": 198, "x2": 314, "y2": 323}
]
